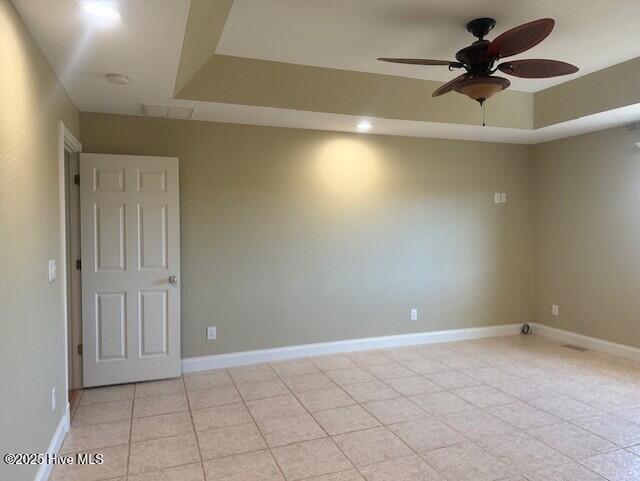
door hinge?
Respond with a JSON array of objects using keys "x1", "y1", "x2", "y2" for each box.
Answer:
[
  {"x1": 77, "y1": 344, "x2": 83, "y2": 356},
  {"x1": 74, "y1": 174, "x2": 80, "y2": 185},
  {"x1": 76, "y1": 259, "x2": 81, "y2": 270}
]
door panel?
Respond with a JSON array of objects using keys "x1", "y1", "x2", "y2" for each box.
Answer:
[
  {"x1": 95, "y1": 203, "x2": 126, "y2": 271},
  {"x1": 137, "y1": 169, "x2": 167, "y2": 192},
  {"x1": 96, "y1": 292, "x2": 127, "y2": 361},
  {"x1": 138, "y1": 204, "x2": 168, "y2": 270},
  {"x1": 81, "y1": 154, "x2": 180, "y2": 387},
  {"x1": 139, "y1": 290, "x2": 168, "y2": 357},
  {"x1": 94, "y1": 168, "x2": 125, "y2": 191}
]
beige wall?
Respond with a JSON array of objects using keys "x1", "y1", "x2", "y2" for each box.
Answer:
[
  {"x1": 534, "y1": 58, "x2": 640, "y2": 128},
  {"x1": 0, "y1": 2, "x2": 79, "y2": 480},
  {"x1": 80, "y1": 113, "x2": 535, "y2": 358},
  {"x1": 174, "y1": 0, "x2": 233, "y2": 95},
  {"x1": 533, "y1": 126, "x2": 640, "y2": 348},
  {"x1": 179, "y1": 55, "x2": 534, "y2": 130}
]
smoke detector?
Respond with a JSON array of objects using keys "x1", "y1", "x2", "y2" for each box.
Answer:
[{"x1": 140, "y1": 104, "x2": 195, "y2": 120}]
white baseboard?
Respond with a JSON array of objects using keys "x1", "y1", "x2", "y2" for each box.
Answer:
[
  {"x1": 34, "y1": 404, "x2": 70, "y2": 481},
  {"x1": 182, "y1": 323, "x2": 522, "y2": 373},
  {"x1": 532, "y1": 323, "x2": 640, "y2": 362}
]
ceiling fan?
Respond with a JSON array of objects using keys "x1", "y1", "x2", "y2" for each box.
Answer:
[{"x1": 379, "y1": 17, "x2": 578, "y2": 105}]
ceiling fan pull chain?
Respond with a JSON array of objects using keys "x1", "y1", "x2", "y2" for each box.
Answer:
[{"x1": 482, "y1": 102, "x2": 486, "y2": 127}]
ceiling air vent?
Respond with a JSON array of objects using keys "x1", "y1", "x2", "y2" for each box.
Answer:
[{"x1": 140, "y1": 104, "x2": 195, "y2": 120}]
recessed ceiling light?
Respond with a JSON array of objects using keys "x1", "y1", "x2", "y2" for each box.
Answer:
[
  {"x1": 81, "y1": 1, "x2": 121, "y2": 21},
  {"x1": 357, "y1": 120, "x2": 372, "y2": 132}
]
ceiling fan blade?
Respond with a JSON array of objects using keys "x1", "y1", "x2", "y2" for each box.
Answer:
[
  {"x1": 378, "y1": 58, "x2": 463, "y2": 68},
  {"x1": 488, "y1": 18, "x2": 555, "y2": 58},
  {"x1": 498, "y1": 59, "x2": 578, "y2": 78},
  {"x1": 432, "y1": 73, "x2": 469, "y2": 97}
]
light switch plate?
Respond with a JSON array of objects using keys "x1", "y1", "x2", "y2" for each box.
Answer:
[
  {"x1": 410, "y1": 308, "x2": 418, "y2": 321},
  {"x1": 552, "y1": 304, "x2": 559, "y2": 317},
  {"x1": 501, "y1": 193, "x2": 507, "y2": 203},
  {"x1": 494, "y1": 193, "x2": 501, "y2": 204},
  {"x1": 48, "y1": 259, "x2": 56, "y2": 282},
  {"x1": 207, "y1": 326, "x2": 217, "y2": 340}
]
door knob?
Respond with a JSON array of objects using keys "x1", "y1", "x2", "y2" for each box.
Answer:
[{"x1": 169, "y1": 275, "x2": 178, "y2": 286}]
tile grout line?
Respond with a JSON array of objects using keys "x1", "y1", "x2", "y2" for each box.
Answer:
[
  {"x1": 512, "y1": 392, "x2": 637, "y2": 478},
  {"x1": 121, "y1": 381, "x2": 211, "y2": 478},
  {"x1": 268, "y1": 359, "x2": 362, "y2": 480},
  {"x1": 476, "y1": 358, "x2": 639, "y2": 467},
  {"x1": 290, "y1": 357, "x2": 481, "y2": 479},
  {"x1": 293, "y1": 351, "x2": 456, "y2": 479},
  {"x1": 309, "y1": 352, "x2": 474, "y2": 479},
  {"x1": 181, "y1": 374, "x2": 208, "y2": 481},
  {"x1": 420, "y1": 366, "x2": 569, "y2": 476},
  {"x1": 226, "y1": 367, "x2": 291, "y2": 481},
  {"x1": 432, "y1": 355, "x2": 633, "y2": 478},
  {"x1": 328, "y1": 354, "x2": 469, "y2": 479},
  {"x1": 319, "y1": 349, "x2": 556, "y2": 478},
  {"x1": 124, "y1": 383, "x2": 135, "y2": 480}
]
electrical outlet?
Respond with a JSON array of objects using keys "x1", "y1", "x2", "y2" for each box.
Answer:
[
  {"x1": 494, "y1": 193, "x2": 507, "y2": 204},
  {"x1": 51, "y1": 387, "x2": 56, "y2": 412},
  {"x1": 410, "y1": 308, "x2": 418, "y2": 321},
  {"x1": 207, "y1": 326, "x2": 217, "y2": 340},
  {"x1": 552, "y1": 304, "x2": 559, "y2": 317},
  {"x1": 48, "y1": 259, "x2": 56, "y2": 282}
]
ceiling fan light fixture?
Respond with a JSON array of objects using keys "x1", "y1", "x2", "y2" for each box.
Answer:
[
  {"x1": 454, "y1": 76, "x2": 510, "y2": 104},
  {"x1": 379, "y1": 16, "x2": 578, "y2": 110}
]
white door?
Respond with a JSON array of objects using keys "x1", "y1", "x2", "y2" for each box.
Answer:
[
  {"x1": 80, "y1": 154, "x2": 181, "y2": 387},
  {"x1": 65, "y1": 150, "x2": 83, "y2": 389}
]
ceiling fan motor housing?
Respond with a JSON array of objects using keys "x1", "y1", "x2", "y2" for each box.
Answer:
[
  {"x1": 455, "y1": 40, "x2": 494, "y2": 74},
  {"x1": 466, "y1": 17, "x2": 496, "y2": 40}
]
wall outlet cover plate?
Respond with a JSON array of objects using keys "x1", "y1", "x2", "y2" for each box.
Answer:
[
  {"x1": 48, "y1": 259, "x2": 57, "y2": 282},
  {"x1": 207, "y1": 326, "x2": 217, "y2": 340}
]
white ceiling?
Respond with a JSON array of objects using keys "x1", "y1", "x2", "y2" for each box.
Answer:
[
  {"x1": 10, "y1": 0, "x2": 640, "y2": 144},
  {"x1": 12, "y1": 0, "x2": 190, "y2": 116},
  {"x1": 217, "y1": 0, "x2": 640, "y2": 92}
]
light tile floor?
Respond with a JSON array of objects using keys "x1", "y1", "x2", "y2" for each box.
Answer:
[{"x1": 52, "y1": 335, "x2": 640, "y2": 480}]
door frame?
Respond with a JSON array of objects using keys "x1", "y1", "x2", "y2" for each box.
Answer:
[{"x1": 58, "y1": 121, "x2": 82, "y2": 427}]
